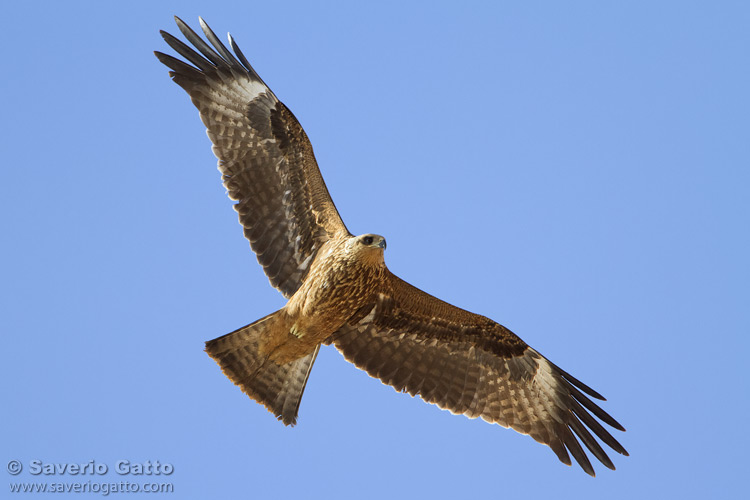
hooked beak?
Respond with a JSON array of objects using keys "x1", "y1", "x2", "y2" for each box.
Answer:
[{"x1": 378, "y1": 238, "x2": 387, "y2": 250}]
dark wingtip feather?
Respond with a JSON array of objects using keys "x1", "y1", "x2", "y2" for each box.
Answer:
[
  {"x1": 153, "y1": 51, "x2": 203, "y2": 84},
  {"x1": 158, "y1": 17, "x2": 269, "y2": 94},
  {"x1": 549, "y1": 439, "x2": 572, "y2": 467},
  {"x1": 198, "y1": 17, "x2": 239, "y2": 67},
  {"x1": 566, "y1": 382, "x2": 626, "y2": 432},
  {"x1": 174, "y1": 16, "x2": 226, "y2": 68},
  {"x1": 569, "y1": 416, "x2": 616, "y2": 470},
  {"x1": 562, "y1": 426, "x2": 596, "y2": 476},
  {"x1": 228, "y1": 34, "x2": 252, "y2": 72},
  {"x1": 159, "y1": 29, "x2": 216, "y2": 72},
  {"x1": 557, "y1": 364, "x2": 606, "y2": 401},
  {"x1": 570, "y1": 399, "x2": 629, "y2": 457},
  {"x1": 228, "y1": 33, "x2": 275, "y2": 95}
]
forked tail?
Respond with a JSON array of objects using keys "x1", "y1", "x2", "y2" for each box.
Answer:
[{"x1": 205, "y1": 312, "x2": 319, "y2": 425}]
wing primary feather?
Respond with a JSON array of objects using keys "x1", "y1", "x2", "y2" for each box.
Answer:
[
  {"x1": 198, "y1": 17, "x2": 241, "y2": 68},
  {"x1": 174, "y1": 16, "x2": 225, "y2": 67},
  {"x1": 561, "y1": 425, "x2": 596, "y2": 476},
  {"x1": 153, "y1": 51, "x2": 203, "y2": 77},
  {"x1": 159, "y1": 30, "x2": 215, "y2": 72},
  {"x1": 566, "y1": 382, "x2": 626, "y2": 432},
  {"x1": 567, "y1": 415, "x2": 615, "y2": 470},
  {"x1": 568, "y1": 398, "x2": 629, "y2": 456},
  {"x1": 548, "y1": 437, "x2": 572, "y2": 466},
  {"x1": 551, "y1": 361, "x2": 606, "y2": 400},
  {"x1": 228, "y1": 34, "x2": 270, "y2": 88}
]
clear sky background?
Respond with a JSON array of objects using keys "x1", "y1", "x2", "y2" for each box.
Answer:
[{"x1": 2, "y1": 1, "x2": 748, "y2": 498}]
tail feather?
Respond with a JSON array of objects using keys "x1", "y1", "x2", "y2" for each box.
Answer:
[
  {"x1": 205, "y1": 312, "x2": 318, "y2": 425},
  {"x1": 272, "y1": 346, "x2": 319, "y2": 425}
]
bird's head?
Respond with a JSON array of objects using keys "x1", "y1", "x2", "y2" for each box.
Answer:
[
  {"x1": 347, "y1": 233, "x2": 387, "y2": 264},
  {"x1": 358, "y1": 233, "x2": 386, "y2": 250}
]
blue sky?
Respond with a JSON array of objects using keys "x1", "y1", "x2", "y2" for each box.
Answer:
[{"x1": 2, "y1": 1, "x2": 748, "y2": 498}]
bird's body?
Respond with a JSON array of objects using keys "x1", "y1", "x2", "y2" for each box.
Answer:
[
  {"x1": 156, "y1": 16, "x2": 628, "y2": 476},
  {"x1": 259, "y1": 234, "x2": 387, "y2": 364}
]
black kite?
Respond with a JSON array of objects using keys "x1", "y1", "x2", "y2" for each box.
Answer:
[{"x1": 155, "y1": 17, "x2": 628, "y2": 476}]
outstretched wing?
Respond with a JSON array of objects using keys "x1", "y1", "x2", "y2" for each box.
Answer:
[
  {"x1": 155, "y1": 17, "x2": 350, "y2": 298},
  {"x1": 328, "y1": 271, "x2": 628, "y2": 476}
]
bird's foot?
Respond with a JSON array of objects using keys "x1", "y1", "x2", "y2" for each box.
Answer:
[{"x1": 290, "y1": 323, "x2": 305, "y2": 339}]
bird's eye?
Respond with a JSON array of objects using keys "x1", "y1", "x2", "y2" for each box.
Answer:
[{"x1": 363, "y1": 236, "x2": 374, "y2": 245}]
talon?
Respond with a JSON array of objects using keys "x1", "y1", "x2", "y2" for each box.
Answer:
[{"x1": 290, "y1": 324, "x2": 304, "y2": 339}]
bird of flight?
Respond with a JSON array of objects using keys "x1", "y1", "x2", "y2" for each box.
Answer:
[{"x1": 155, "y1": 17, "x2": 628, "y2": 476}]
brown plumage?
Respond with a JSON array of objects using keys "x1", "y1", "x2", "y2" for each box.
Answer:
[{"x1": 155, "y1": 16, "x2": 628, "y2": 476}]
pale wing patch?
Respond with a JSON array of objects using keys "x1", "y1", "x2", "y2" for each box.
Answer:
[{"x1": 527, "y1": 349, "x2": 566, "y2": 425}]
